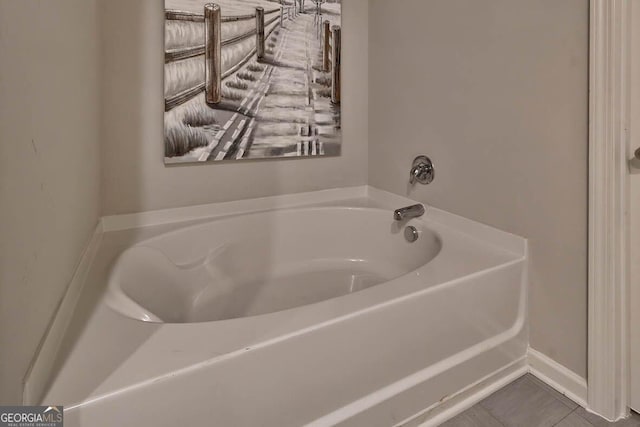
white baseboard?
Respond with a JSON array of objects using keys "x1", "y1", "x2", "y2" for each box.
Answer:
[
  {"x1": 527, "y1": 347, "x2": 588, "y2": 408},
  {"x1": 23, "y1": 222, "x2": 104, "y2": 405},
  {"x1": 401, "y1": 350, "x2": 588, "y2": 427},
  {"x1": 399, "y1": 358, "x2": 529, "y2": 427}
]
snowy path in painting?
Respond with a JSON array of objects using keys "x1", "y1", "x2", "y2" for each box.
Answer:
[
  {"x1": 204, "y1": 12, "x2": 340, "y2": 161},
  {"x1": 200, "y1": 64, "x2": 276, "y2": 161},
  {"x1": 245, "y1": 12, "x2": 340, "y2": 159}
]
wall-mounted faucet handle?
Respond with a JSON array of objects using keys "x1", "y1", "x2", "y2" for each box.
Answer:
[{"x1": 410, "y1": 156, "x2": 435, "y2": 185}]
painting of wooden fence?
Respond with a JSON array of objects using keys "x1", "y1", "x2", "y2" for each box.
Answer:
[{"x1": 164, "y1": 0, "x2": 342, "y2": 164}]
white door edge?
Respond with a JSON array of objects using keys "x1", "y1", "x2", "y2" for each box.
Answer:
[{"x1": 588, "y1": 0, "x2": 631, "y2": 421}]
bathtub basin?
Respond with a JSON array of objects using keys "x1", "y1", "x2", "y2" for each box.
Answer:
[
  {"x1": 41, "y1": 187, "x2": 528, "y2": 427},
  {"x1": 107, "y1": 208, "x2": 442, "y2": 323}
]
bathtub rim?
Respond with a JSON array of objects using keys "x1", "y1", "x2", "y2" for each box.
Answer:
[{"x1": 100, "y1": 185, "x2": 525, "y2": 257}]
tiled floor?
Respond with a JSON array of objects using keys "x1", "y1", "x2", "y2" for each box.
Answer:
[{"x1": 441, "y1": 374, "x2": 640, "y2": 427}]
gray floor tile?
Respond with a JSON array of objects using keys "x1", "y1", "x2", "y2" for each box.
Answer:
[
  {"x1": 555, "y1": 412, "x2": 594, "y2": 427},
  {"x1": 527, "y1": 374, "x2": 580, "y2": 411},
  {"x1": 440, "y1": 405, "x2": 504, "y2": 427},
  {"x1": 480, "y1": 376, "x2": 574, "y2": 426},
  {"x1": 572, "y1": 408, "x2": 640, "y2": 427}
]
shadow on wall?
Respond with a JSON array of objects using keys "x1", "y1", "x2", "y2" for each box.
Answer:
[{"x1": 0, "y1": 0, "x2": 101, "y2": 406}]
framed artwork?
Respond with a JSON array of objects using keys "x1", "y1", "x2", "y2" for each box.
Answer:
[{"x1": 164, "y1": 0, "x2": 342, "y2": 163}]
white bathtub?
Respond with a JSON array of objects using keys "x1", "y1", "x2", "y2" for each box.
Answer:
[{"x1": 41, "y1": 187, "x2": 528, "y2": 427}]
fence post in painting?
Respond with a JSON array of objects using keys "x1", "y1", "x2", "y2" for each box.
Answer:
[
  {"x1": 280, "y1": 1, "x2": 284, "y2": 26},
  {"x1": 323, "y1": 20, "x2": 331, "y2": 72},
  {"x1": 331, "y1": 25, "x2": 341, "y2": 105},
  {"x1": 256, "y1": 7, "x2": 265, "y2": 61},
  {"x1": 205, "y1": 3, "x2": 222, "y2": 104}
]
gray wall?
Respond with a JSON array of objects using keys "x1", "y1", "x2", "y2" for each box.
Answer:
[
  {"x1": 368, "y1": 0, "x2": 589, "y2": 378},
  {"x1": 0, "y1": 0, "x2": 101, "y2": 404},
  {"x1": 100, "y1": 0, "x2": 369, "y2": 215},
  {"x1": 0, "y1": 0, "x2": 590, "y2": 405}
]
